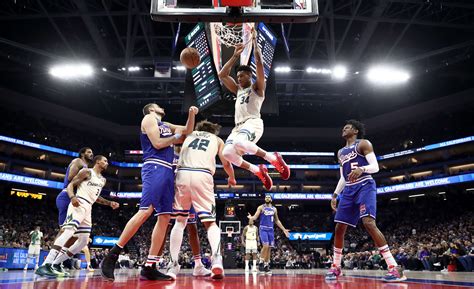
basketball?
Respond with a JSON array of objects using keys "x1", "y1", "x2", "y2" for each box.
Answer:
[{"x1": 180, "y1": 47, "x2": 200, "y2": 69}]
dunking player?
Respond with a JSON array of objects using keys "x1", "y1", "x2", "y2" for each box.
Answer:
[
  {"x1": 165, "y1": 120, "x2": 236, "y2": 280},
  {"x1": 218, "y1": 29, "x2": 290, "y2": 190},
  {"x1": 101, "y1": 104, "x2": 197, "y2": 281},
  {"x1": 156, "y1": 146, "x2": 211, "y2": 277},
  {"x1": 36, "y1": 156, "x2": 119, "y2": 277},
  {"x1": 241, "y1": 219, "x2": 259, "y2": 272},
  {"x1": 325, "y1": 120, "x2": 406, "y2": 282},
  {"x1": 24, "y1": 226, "x2": 43, "y2": 271},
  {"x1": 248, "y1": 195, "x2": 289, "y2": 274}
]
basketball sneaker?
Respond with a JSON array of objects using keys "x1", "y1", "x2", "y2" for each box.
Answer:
[
  {"x1": 35, "y1": 264, "x2": 56, "y2": 277},
  {"x1": 245, "y1": 266, "x2": 250, "y2": 272},
  {"x1": 255, "y1": 164, "x2": 273, "y2": 190},
  {"x1": 193, "y1": 264, "x2": 211, "y2": 276},
  {"x1": 166, "y1": 261, "x2": 181, "y2": 280},
  {"x1": 264, "y1": 264, "x2": 272, "y2": 275},
  {"x1": 325, "y1": 265, "x2": 342, "y2": 281},
  {"x1": 258, "y1": 262, "x2": 265, "y2": 273},
  {"x1": 100, "y1": 252, "x2": 118, "y2": 281},
  {"x1": 271, "y1": 152, "x2": 290, "y2": 180},
  {"x1": 252, "y1": 265, "x2": 258, "y2": 273},
  {"x1": 140, "y1": 263, "x2": 173, "y2": 281},
  {"x1": 211, "y1": 254, "x2": 224, "y2": 280},
  {"x1": 51, "y1": 264, "x2": 70, "y2": 277},
  {"x1": 383, "y1": 266, "x2": 407, "y2": 282}
]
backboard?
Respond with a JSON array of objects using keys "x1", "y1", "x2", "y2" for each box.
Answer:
[{"x1": 151, "y1": 0, "x2": 318, "y2": 23}]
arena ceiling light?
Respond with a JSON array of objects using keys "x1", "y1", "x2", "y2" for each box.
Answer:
[
  {"x1": 49, "y1": 63, "x2": 94, "y2": 80},
  {"x1": 332, "y1": 65, "x2": 347, "y2": 80},
  {"x1": 305, "y1": 67, "x2": 331, "y2": 74},
  {"x1": 366, "y1": 65, "x2": 410, "y2": 85},
  {"x1": 275, "y1": 66, "x2": 291, "y2": 73},
  {"x1": 127, "y1": 66, "x2": 141, "y2": 72},
  {"x1": 173, "y1": 65, "x2": 186, "y2": 71}
]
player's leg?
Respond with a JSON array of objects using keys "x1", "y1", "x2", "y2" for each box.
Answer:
[
  {"x1": 187, "y1": 207, "x2": 211, "y2": 276},
  {"x1": 263, "y1": 230, "x2": 275, "y2": 274},
  {"x1": 325, "y1": 190, "x2": 357, "y2": 281},
  {"x1": 157, "y1": 221, "x2": 173, "y2": 266},
  {"x1": 82, "y1": 246, "x2": 94, "y2": 271},
  {"x1": 245, "y1": 251, "x2": 251, "y2": 272},
  {"x1": 24, "y1": 250, "x2": 32, "y2": 270},
  {"x1": 141, "y1": 167, "x2": 175, "y2": 281},
  {"x1": 101, "y1": 165, "x2": 157, "y2": 280},
  {"x1": 192, "y1": 173, "x2": 223, "y2": 279},
  {"x1": 252, "y1": 252, "x2": 258, "y2": 272},
  {"x1": 358, "y1": 181, "x2": 405, "y2": 282}
]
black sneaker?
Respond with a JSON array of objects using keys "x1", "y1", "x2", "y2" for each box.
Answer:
[
  {"x1": 140, "y1": 264, "x2": 173, "y2": 281},
  {"x1": 101, "y1": 253, "x2": 119, "y2": 281},
  {"x1": 51, "y1": 264, "x2": 70, "y2": 277},
  {"x1": 264, "y1": 265, "x2": 272, "y2": 275},
  {"x1": 35, "y1": 264, "x2": 56, "y2": 277},
  {"x1": 258, "y1": 262, "x2": 265, "y2": 274}
]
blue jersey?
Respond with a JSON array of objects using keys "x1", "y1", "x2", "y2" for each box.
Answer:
[
  {"x1": 62, "y1": 159, "x2": 87, "y2": 188},
  {"x1": 338, "y1": 140, "x2": 373, "y2": 186},
  {"x1": 259, "y1": 205, "x2": 276, "y2": 229},
  {"x1": 140, "y1": 121, "x2": 174, "y2": 167}
]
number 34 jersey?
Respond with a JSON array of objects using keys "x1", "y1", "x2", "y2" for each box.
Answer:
[
  {"x1": 76, "y1": 169, "x2": 106, "y2": 205},
  {"x1": 178, "y1": 131, "x2": 219, "y2": 175}
]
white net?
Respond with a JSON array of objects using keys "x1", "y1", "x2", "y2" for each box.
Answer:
[{"x1": 213, "y1": 23, "x2": 253, "y2": 48}]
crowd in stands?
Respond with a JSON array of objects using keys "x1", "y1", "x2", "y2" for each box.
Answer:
[{"x1": 1, "y1": 191, "x2": 472, "y2": 272}]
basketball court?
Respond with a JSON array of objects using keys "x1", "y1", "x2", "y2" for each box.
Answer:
[{"x1": 1, "y1": 269, "x2": 473, "y2": 289}]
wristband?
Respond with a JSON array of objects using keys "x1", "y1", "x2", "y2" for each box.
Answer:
[{"x1": 174, "y1": 134, "x2": 182, "y2": 140}]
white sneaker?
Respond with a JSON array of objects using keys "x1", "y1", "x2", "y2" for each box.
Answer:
[
  {"x1": 252, "y1": 266, "x2": 258, "y2": 272},
  {"x1": 166, "y1": 261, "x2": 181, "y2": 280},
  {"x1": 245, "y1": 266, "x2": 250, "y2": 272},
  {"x1": 193, "y1": 264, "x2": 211, "y2": 276},
  {"x1": 211, "y1": 254, "x2": 224, "y2": 280},
  {"x1": 23, "y1": 267, "x2": 28, "y2": 271},
  {"x1": 87, "y1": 266, "x2": 95, "y2": 272},
  {"x1": 441, "y1": 268, "x2": 448, "y2": 273}
]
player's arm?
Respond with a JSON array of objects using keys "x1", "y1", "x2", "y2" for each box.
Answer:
[
  {"x1": 274, "y1": 207, "x2": 290, "y2": 238},
  {"x1": 348, "y1": 139, "x2": 379, "y2": 182},
  {"x1": 256, "y1": 228, "x2": 260, "y2": 245},
  {"x1": 143, "y1": 115, "x2": 182, "y2": 149},
  {"x1": 247, "y1": 205, "x2": 263, "y2": 222},
  {"x1": 218, "y1": 45, "x2": 243, "y2": 94},
  {"x1": 217, "y1": 137, "x2": 236, "y2": 187},
  {"x1": 66, "y1": 168, "x2": 91, "y2": 207},
  {"x1": 96, "y1": 196, "x2": 120, "y2": 209},
  {"x1": 252, "y1": 30, "x2": 265, "y2": 97},
  {"x1": 241, "y1": 226, "x2": 248, "y2": 246},
  {"x1": 165, "y1": 106, "x2": 199, "y2": 136},
  {"x1": 331, "y1": 165, "x2": 346, "y2": 212},
  {"x1": 67, "y1": 159, "x2": 84, "y2": 182}
]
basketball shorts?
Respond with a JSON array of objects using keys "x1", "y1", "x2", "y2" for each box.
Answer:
[
  {"x1": 334, "y1": 179, "x2": 377, "y2": 227},
  {"x1": 245, "y1": 240, "x2": 258, "y2": 254},
  {"x1": 140, "y1": 163, "x2": 174, "y2": 215},
  {"x1": 28, "y1": 244, "x2": 41, "y2": 256},
  {"x1": 259, "y1": 227, "x2": 275, "y2": 247},
  {"x1": 173, "y1": 168, "x2": 216, "y2": 222},
  {"x1": 61, "y1": 201, "x2": 92, "y2": 236},
  {"x1": 56, "y1": 189, "x2": 70, "y2": 226},
  {"x1": 225, "y1": 118, "x2": 264, "y2": 148}
]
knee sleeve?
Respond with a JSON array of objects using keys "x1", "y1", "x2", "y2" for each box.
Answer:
[
  {"x1": 233, "y1": 137, "x2": 259, "y2": 155},
  {"x1": 222, "y1": 145, "x2": 243, "y2": 166},
  {"x1": 68, "y1": 234, "x2": 90, "y2": 255},
  {"x1": 54, "y1": 228, "x2": 75, "y2": 248},
  {"x1": 174, "y1": 216, "x2": 188, "y2": 230}
]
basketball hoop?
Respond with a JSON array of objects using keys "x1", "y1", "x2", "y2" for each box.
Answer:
[
  {"x1": 212, "y1": 22, "x2": 254, "y2": 48},
  {"x1": 227, "y1": 231, "x2": 233, "y2": 238}
]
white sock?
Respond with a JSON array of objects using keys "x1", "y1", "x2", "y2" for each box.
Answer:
[
  {"x1": 194, "y1": 256, "x2": 202, "y2": 267},
  {"x1": 207, "y1": 224, "x2": 221, "y2": 256},
  {"x1": 169, "y1": 220, "x2": 186, "y2": 263},
  {"x1": 145, "y1": 255, "x2": 158, "y2": 267},
  {"x1": 43, "y1": 249, "x2": 60, "y2": 265},
  {"x1": 245, "y1": 260, "x2": 249, "y2": 268},
  {"x1": 253, "y1": 260, "x2": 257, "y2": 268},
  {"x1": 234, "y1": 140, "x2": 259, "y2": 155},
  {"x1": 264, "y1": 152, "x2": 277, "y2": 163},
  {"x1": 249, "y1": 164, "x2": 259, "y2": 174},
  {"x1": 24, "y1": 257, "x2": 30, "y2": 268},
  {"x1": 35, "y1": 255, "x2": 40, "y2": 266},
  {"x1": 53, "y1": 250, "x2": 70, "y2": 265},
  {"x1": 379, "y1": 245, "x2": 398, "y2": 268},
  {"x1": 333, "y1": 247, "x2": 343, "y2": 267}
]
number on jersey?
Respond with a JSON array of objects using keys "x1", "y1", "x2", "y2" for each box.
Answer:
[
  {"x1": 240, "y1": 95, "x2": 250, "y2": 104},
  {"x1": 188, "y1": 138, "x2": 209, "y2": 151}
]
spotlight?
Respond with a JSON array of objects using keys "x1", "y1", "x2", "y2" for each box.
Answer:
[
  {"x1": 305, "y1": 67, "x2": 332, "y2": 74},
  {"x1": 127, "y1": 66, "x2": 141, "y2": 72},
  {"x1": 175, "y1": 66, "x2": 186, "y2": 71},
  {"x1": 102, "y1": 67, "x2": 107, "y2": 72},
  {"x1": 275, "y1": 66, "x2": 291, "y2": 73},
  {"x1": 49, "y1": 63, "x2": 94, "y2": 80},
  {"x1": 332, "y1": 65, "x2": 347, "y2": 80},
  {"x1": 367, "y1": 65, "x2": 410, "y2": 85}
]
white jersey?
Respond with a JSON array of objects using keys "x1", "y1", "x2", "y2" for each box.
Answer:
[
  {"x1": 29, "y1": 230, "x2": 43, "y2": 246},
  {"x1": 178, "y1": 131, "x2": 219, "y2": 175},
  {"x1": 245, "y1": 225, "x2": 257, "y2": 241},
  {"x1": 235, "y1": 86, "x2": 264, "y2": 125},
  {"x1": 76, "y1": 169, "x2": 106, "y2": 204}
]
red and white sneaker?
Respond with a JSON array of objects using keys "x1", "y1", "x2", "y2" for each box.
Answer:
[
  {"x1": 271, "y1": 152, "x2": 290, "y2": 180},
  {"x1": 383, "y1": 266, "x2": 407, "y2": 282},
  {"x1": 325, "y1": 265, "x2": 342, "y2": 281},
  {"x1": 255, "y1": 164, "x2": 273, "y2": 190}
]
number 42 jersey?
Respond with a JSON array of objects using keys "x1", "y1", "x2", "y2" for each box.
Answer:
[{"x1": 178, "y1": 131, "x2": 219, "y2": 175}]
